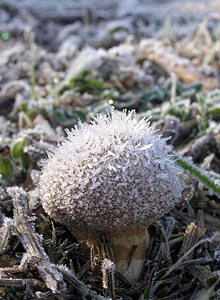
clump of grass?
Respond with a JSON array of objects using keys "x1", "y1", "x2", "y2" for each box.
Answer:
[{"x1": 59, "y1": 71, "x2": 105, "y2": 95}]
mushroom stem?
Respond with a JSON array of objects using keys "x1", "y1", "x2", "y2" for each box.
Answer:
[{"x1": 108, "y1": 227, "x2": 149, "y2": 283}]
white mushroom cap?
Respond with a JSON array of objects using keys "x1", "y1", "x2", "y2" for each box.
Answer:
[{"x1": 39, "y1": 109, "x2": 184, "y2": 240}]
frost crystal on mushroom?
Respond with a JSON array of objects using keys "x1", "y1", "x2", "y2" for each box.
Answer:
[
  {"x1": 39, "y1": 109, "x2": 185, "y2": 282},
  {"x1": 40, "y1": 109, "x2": 184, "y2": 238}
]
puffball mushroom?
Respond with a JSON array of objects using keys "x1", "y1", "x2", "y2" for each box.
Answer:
[{"x1": 39, "y1": 109, "x2": 185, "y2": 283}]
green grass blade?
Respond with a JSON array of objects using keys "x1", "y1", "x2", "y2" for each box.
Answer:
[{"x1": 172, "y1": 152, "x2": 220, "y2": 196}]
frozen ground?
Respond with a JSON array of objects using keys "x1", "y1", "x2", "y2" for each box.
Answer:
[{"x1": 0, "y1": 1, "x2": 220, "y2": 299}]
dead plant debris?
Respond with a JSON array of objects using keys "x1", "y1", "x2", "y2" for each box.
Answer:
[{"x1": 1, "y1": 0, "x2": 220, "y2": 299}]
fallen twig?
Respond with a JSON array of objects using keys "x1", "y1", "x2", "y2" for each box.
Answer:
[
  {"x1": 7, "y1": 187, "x2": 65, "y2": 293},
  {"x1": 138, "y1": 39, "x2": 219, "y2": 90}
]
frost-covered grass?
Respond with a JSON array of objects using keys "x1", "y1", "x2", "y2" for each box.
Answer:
[{"x1": 1, "y1": 0, "x2": 220, "y2": 299}]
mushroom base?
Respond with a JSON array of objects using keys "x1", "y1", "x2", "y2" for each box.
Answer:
[{"x1": 108, "y1": 227, "x2": 149, "y2": 283}]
